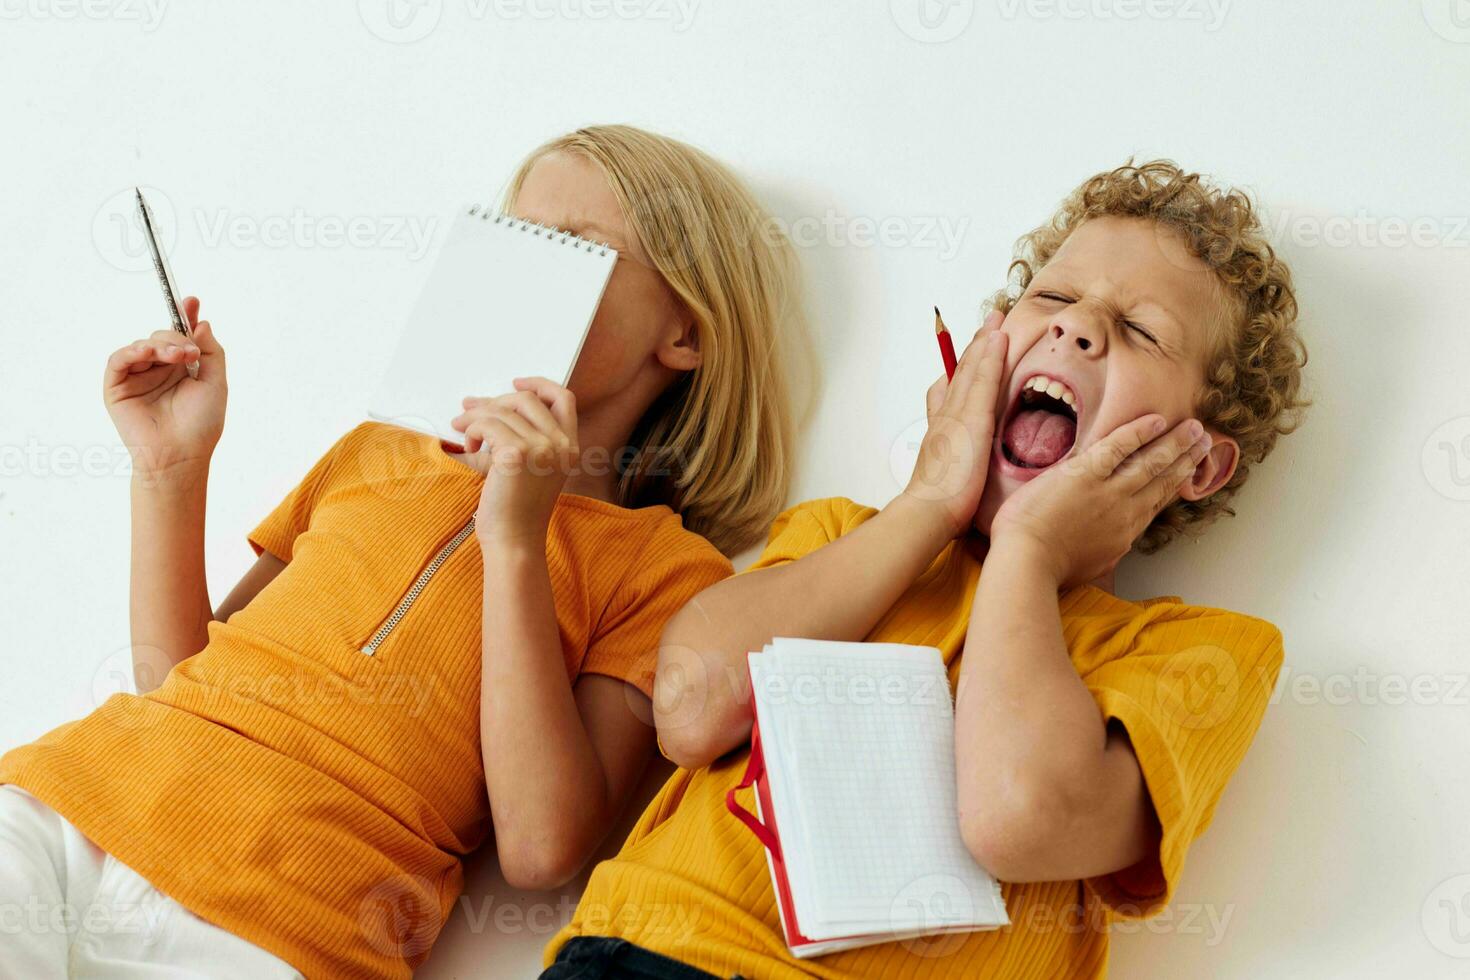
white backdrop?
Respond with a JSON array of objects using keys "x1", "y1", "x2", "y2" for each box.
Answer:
[{"x1": 3, "y1": 2, "x2": 1469, "y2": 977}]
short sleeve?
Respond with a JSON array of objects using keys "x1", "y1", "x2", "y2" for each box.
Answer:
[
  {"x1": 579, "y1": 523, "x2": 734, "y2": 700},
  {"x1": 1080, "y1": 611, "x2": 1285, "y2": 918},
  {"x1": 741, "y1": 497, "x2": 879, "y2": 574},
  {"x1": 246, "y1": 423, "x2": 367, "y2": 562}
]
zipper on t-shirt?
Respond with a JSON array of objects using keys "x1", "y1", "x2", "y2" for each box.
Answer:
[{"x1": 360, "y1": 514, "x2": 477, "y2": 656}]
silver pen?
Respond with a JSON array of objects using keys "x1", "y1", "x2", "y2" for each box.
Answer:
[{"x1": 134, "y1": 188, "x2": 198, "y2": 379}]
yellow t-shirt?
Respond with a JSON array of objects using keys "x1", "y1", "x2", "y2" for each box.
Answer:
[
  {"x1": 546, "y1": 496, "x2": 1285, "y2": 979},
  {"x1": 0, "y1": 421, "x2": 732, "y2": 979}
]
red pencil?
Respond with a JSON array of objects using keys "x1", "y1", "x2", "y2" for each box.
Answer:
[{"x1": 934, "y1": 306, "x2": 958, "y2": 379}]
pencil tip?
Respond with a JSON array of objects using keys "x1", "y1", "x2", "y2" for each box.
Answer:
[{"x1": 934, "y1": 306, "x2": 946, "y2": 334}]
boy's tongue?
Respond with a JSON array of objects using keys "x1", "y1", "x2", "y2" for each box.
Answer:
[{"x1": 1003, "y1": 407, "x2": 1076, "y2": 468}]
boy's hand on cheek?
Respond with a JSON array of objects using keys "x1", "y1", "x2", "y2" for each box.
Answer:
[
  {"x1": 990, "y1": 413, "x2": 1212, "y2": 589},
  {"x1": 452, "y1": 377, "x2": 579, "y2": 550},
  {"x1": 902, "y1": 312, "x2": 1009, "y2": 541}
]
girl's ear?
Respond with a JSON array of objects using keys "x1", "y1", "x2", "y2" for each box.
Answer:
[
  {"x1": 655, "y1": 314, "x2": 702, "y2": 373},
  {"x1": 1178, "y1": 428, "x2": 1238, "y2": 502}
]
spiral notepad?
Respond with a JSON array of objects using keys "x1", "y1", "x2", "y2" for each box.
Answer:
[{"x1": 366, "y1": 206, "x2": 618, "y2": 445}]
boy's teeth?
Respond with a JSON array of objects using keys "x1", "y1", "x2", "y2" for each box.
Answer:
[{"x1": 1025, "y1": 374, "x2": 1077, "y2": 408}]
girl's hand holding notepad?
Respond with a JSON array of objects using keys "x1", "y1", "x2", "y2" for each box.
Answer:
[
  {"x1": 991, "y1": 411, "x2": 1213, "y2": 588},
  {"x1": 902, "y1": 311, "x2": 1009, "y2": 539},
  {"x1": 103, "y1": 295, "x2": 225, "y2": 481},
  {"x1": 452, "y1": 377, "x2": 579, "y2": 547}
]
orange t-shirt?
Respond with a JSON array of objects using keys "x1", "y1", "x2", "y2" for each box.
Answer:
[
  {"x1": 0, "y1": 420, "x2": 732, "y2": 979},
  {"x1": 545, "y1": 497, "x2": 1286, "y2": 979}
]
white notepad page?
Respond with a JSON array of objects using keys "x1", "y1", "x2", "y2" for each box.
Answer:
[
  {"x1": 750, "y1": 638, "x2": 1008, "y2": 943},
  {"x1": 366, "y1": 208, "x2": 617, "y2": 444}
]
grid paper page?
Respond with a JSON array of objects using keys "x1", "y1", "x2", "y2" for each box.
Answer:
[{"x1": 752, "y1": 639, "x2": 1007, "y2": 940}]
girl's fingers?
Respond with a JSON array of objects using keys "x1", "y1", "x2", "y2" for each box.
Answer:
[
  {"x1": 487, "y1": 405, "x2": 543, "y2": 446},
  {"x1": 500, "y1": 390, "x2": 570, "y2": 445},
  {"x1": 105, "y1": 341, "x2": 185, "y2": 388},
  {"x1": 512, "y1": 376, "x2": 578, "y2": 442}
]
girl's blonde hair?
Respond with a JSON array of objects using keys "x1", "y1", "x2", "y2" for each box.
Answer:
[{"x1": 504, "y1": 124, "x2": 809, "y2": 556}]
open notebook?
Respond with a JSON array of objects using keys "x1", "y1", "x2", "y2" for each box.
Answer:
[
  {"x1": 727, "y1": 638, "x2": 1009, "y2": 958},
  {"x1": 366, "y1": 206, "x2": 618, "y2": 445}
]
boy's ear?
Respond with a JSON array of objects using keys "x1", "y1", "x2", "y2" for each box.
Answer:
[
  {"x1": 655, "y1": 313, "x2": 702, "y2": 373},
  {"x1": 1178, "y1": 428, "x2": 1239, "y2": 502}
]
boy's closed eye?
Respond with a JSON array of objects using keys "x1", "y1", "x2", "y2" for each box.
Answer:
[{"x1": 1028, "y1": 289, "x2": 1162, "y2": 347}]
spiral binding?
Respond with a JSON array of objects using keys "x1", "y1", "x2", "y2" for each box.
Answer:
[{"x1": 466, "y1": 204, "x2": 612, "y2": 256}]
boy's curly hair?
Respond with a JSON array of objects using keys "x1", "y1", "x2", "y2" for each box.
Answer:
[{"x1": 986, "y1": 159, "x2": 1310, "y2": 553}]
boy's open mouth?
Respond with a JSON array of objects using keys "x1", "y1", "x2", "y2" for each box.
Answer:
[{"x1": 1000, "y1": 373, "x2": 1080, "y2": 471}]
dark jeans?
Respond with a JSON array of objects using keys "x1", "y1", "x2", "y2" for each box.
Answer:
[{"x1": 540, "y1": 937, "x2": 749, "y2": 980}]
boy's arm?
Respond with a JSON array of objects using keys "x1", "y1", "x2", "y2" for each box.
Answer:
[
  {"x1": 658, "y1": 320, "x2": 1013, "y2": 769},
  {"x1": 955, "y1": 413, "x2": 1210, "y2": 882},
  {"x1": 655, "y1": 493, "x2": 953, "y2": 768},
  {"x1": 956, "y1": 533, "x2": 1158, "y2": 882}
]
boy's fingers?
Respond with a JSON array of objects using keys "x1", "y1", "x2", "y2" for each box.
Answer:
[
  {"x1": 1142, "y1": 435, "x2": 1210, "y2": 511},
  {"x1": 925, "y1": 375, "x2": 948, "y2": 420},
  {"x1": 1087, "y1": 414, "x2": 1170, "y2": 478},
  {"x1": 1117, "y1": 419, "x2": 1205, "y2": 488},
  {"x1": 961, "y1": 331, "x2": 1008, "y2": 438},
  {"x1": 182, "y1": 296, "x2": 200, "y2": 328}
]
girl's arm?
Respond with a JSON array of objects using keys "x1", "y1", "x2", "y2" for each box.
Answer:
[
  {"x1": 104, "y1": 297, "x2": 231, "y2": 692},
  {"x1": 454, "y1": 379, "x2": 657, "y2": 890},
  {"x1": 656, "y1": 320, "x2": 1012, "y2": 769},
  {"x1": 478, "y1": 542, "x2": 654, "y2": 890}
]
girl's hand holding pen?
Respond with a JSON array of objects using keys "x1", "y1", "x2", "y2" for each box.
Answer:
[
  {"x1": 902, "y1": 310, "x2": 1009, "y2": 540},
  {"x1": 452, "y1": 377, "x2": 579, "y2": 549},
  {"x1": 103, "y1": 295, "x2": 226, "y2": 481}
]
